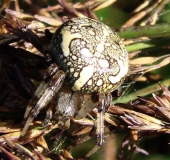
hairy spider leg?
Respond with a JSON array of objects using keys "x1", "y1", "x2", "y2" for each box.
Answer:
[
  {"x1": 42, "y1": 103, "x2": 53, "y2": 126},
  {"x1": 97, "y1": 93, "x2": 112, "y2": 145},
  {"x1": 24, "y1": 64, "x2": 60, "y2": 119},
  {"x1": 20, "y1": 64, "x2": 65, "y2": 138}
]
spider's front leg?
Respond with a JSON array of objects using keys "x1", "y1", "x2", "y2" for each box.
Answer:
[
  {"x1": 21, "y1": 64, "x2": 65, "y2": 138},
  {"x1": 97, "y1": 93, "x2": 112, "y2": 145}
]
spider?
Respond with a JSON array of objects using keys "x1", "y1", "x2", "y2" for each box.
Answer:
[{"x1": 20, "y1": 17, "x2": 129, "y2": 145}]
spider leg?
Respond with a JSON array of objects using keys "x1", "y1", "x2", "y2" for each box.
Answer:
[
  {"x1": 97, "y1": 93, "x2": 112, "y2": 145},
  {"x1": 42, "y1": 103, "x2": 53, "y2": 126},
  {"x1": 105, "y1": 93, "x2": 112, "y2": 109},
  {"x1": 24, "y1": 64, "x2": 61, "y2": 119},
  {"x1": 20, "y1": 64, "x2": 65, "y2": 138}
]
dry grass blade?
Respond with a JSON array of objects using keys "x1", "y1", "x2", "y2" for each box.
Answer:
[
  {"x1": 93, "y1": 0, "x2": 117, "y2": 11},
  {"x1": 0, "y1": 34, "x2": 20, "y2": 45},
  {"x1": 159, "y1": 83, "x2": 170, "y2": 103},
  {"x1": 72, "y1": 126, "x2": 93, "y2": 136},
  {"x1": 129, "y1": 54, "x2": 170, "y2": 74},
  {"x1": 2, "y1": 16, "x2": 51, "y2": 51},
  {"x1": 5, "y1": 8, "x2": 34, "y2": 19},
  {"x1": 15, "y1": 143, "x2": 34, "y2": 160},
  {"x1": 0, "y1": 121, "x2": 21, "y2": 133},
  {"x1": 122, "y1": 0, "x2": 168, "y2": 27},
  {"x1": 140, "y1": 0, "x2": 169, "y2": 26},
  {"x1": 110, "y1": 83, "x2": 170, "y2": 141},
  {"x1": 0, "y1": 146, "x2": 21, "y2": 160},
  {"x1": 58, "y1": 0, "x2": 86, "y2": 18},
  {"x1": 34, "y1": 15, "x2": 62, "y2": 26},
  {"x1": 33, "y1": 136, "x2": 48, "y2": 150}
]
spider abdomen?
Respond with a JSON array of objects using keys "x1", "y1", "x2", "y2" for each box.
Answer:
[{"x1": 50, "y1": 17, "x2": 128, "y2": 93}]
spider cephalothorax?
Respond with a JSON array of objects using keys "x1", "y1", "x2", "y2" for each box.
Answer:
[{"x1": 21, "y1": 17, "x2": 129, "y2": 145}]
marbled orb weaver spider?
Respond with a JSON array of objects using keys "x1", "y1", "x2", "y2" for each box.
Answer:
[{"x1": 21, "y1": 17, "x2": 129, "y2": 145}]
